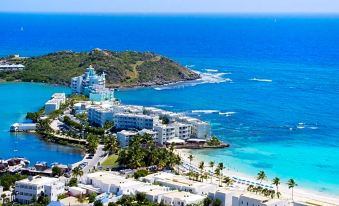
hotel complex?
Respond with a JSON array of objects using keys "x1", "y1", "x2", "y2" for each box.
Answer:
[
  {"x1": 71, "y1": 65, "x2": 114, "y2": 102},
  {"x1": 70, "y1": 66, "x2": 212, "y2": 146}
]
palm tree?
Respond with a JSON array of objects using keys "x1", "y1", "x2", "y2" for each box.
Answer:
[
  {"x1": 257, "y1": 170, "x2": 267, "y2": 183},
  {"x1": 214, "y1": 168, "x2": 221, "y2": 186},
  {"x1": 272, "y1": 177, "x2": 281, "y2": 198},
  {"x1": 188, "y1": 154, "x2": 194, "y2": 172},
  {"x1": 223, "y1": 176, "x2": 233, "y2": 187},
  {"x1": 198, "y1": 161, "x2": 205, "y2": 182},
  {"x1": 104, "y1": 135, "x2": 119, "y2": 154},
  {"x1": 209, "y1": 161, "x2": 215, "y2": 183},
  {"x1": 72, "y1": 166, "x2": 83, "y2": 178},
  {"x1": 287, "y1": 179, "x2": 298, "y2": 202},
  {"x1": 217, "y1": 163, "x2": 224, "y2": 186}
]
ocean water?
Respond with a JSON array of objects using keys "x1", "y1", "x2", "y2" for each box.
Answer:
[
  {"x1": 1, "y1": 13, "x2": 339, "y2": 195},
  {"x1": 0, "y1": 83, "x2": 83, "y2": 165}
]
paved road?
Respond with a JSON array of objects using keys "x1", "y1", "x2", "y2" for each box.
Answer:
[{"x1": 72, "y1": 144, "x2": 107, "y2": 173}]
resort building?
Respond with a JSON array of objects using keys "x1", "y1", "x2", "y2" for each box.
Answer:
[
  {"x1": 15, "y1": 176, "x2": 65, "y2": 204},
  {"x1": 88, "y1": 106, "x2": 114, "y2": 127},
  {"x1": 160, "y1": 191, "x2": 205, "y2": 206},
  {"x1": 154, "y1": 124, "x2": 176, "y2": 145},
  {"x1": 113, "y1": 113, "x2": 156, "y2": 130},
  {"x1": 178, "y1": 117, "x2": 211, "y2": 139},
  {"x1": 142, "y1": 172, "x2": 217, "y2": 195},
  {"x1": 117, "y1": 129, "x2": 158, "y2": 147},
  {"x1": 71, "y1": 65, "x2": 114, "y2": 101},
  {"x1": 0, "y1": 63, "x2": 25, "y2": 71},
  {"x1": 10, "y1": 123, "x2": 37, "y2": 132},
  {"x1": 174, "y1": 123, "x2": 192, "y2": 140},
  {"x1": 45, "y1": 93, "x2": 66, "y2": 115},
  {"x1": 88, "y1": 85, "x2": 114, "y2": 102},
  {"x1": 209, "y1": 189, "x2": 288, "y2": 206}
]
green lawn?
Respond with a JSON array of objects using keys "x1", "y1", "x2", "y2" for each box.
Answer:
[{"x1": 102, "y1": 154, "x2": 118, "y2": 167}]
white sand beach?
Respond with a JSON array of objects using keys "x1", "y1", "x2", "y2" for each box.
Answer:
[{"x1": 175, "y1": 149, "x2": 339, "y2": 206}]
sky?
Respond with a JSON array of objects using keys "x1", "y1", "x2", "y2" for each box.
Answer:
[{"x1": 1, "y1": 0, "x2": 339, "y2": 14}]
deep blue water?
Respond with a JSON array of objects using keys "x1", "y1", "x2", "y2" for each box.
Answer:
[
  {"x1": 0, "y1": 83, "x2": 83, "y2": 165},
  {"x1": 1, "y1": 13, "x2": 339, "y2": 195}
]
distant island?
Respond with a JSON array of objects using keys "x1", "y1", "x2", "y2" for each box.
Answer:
[{"x1": 0, "y1": 49, "x2": 200, "y2": 87}]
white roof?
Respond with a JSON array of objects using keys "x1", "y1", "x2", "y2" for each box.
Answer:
[
  {"x1": 166, "y1": 139, "x2": 185, "y2": 144},
  {"x1": 17, "y1": 176, "x2": 59, "y2": 185}
]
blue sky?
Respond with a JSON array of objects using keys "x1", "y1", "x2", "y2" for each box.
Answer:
[{"x1": 1, "y1": 0, "x2": 339, "y2": 13}]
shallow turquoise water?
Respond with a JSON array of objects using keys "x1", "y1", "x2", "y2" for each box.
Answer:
[{"x1": 0, "y1": 83, "x2": 83, "y2": 165}]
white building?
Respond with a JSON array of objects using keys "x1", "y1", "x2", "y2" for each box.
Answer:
[
  {"x1": 15, "y1": 176, "x2": 65, "y2": 204},
  {"x1": 154, "y1": 124, "x2": 176, "y2": 145},
  {"x1": 117, "y1": 130, "x2": 138, "y2": 148},
  {"x1": 71, "y1": 65, "x2": 106, "y2": 95},
  {"x1": 88, "y1": 106, "x2": 114, "y2": 127},
  {"x1": 175, "y1": 123, "x2": 192, "y2": 140},
  {"x1": 45, "y1": 93, "x2": 66, "y2": 115},
  {"x1": 210, "y1": 189, "x2": 288, "y2": 206},
  {"x1": 10, "y1": 123, "x2": 37, "y2": 132},
  {"x1": 114, "y1": 113, "x2": 156, "y2": 130},
  {"x1": 143, "y1": 172, "x2": 217, "y2": 195},
  {"x1": 83, "y1": 172, "x2": 144, "y2": 195},
  {"x1": 0, "y1": 64, "x2": 25, "y2": 71},
  {"x1": 117, "y1": 129, "x2": 158, "y2": 147},
  {"x1": 161, "y1": 191, "x2": 205, "y2": 206},
  {"x1": 45, "y1": 99, "x2": 61, "y2": 115},
  {"x1": 178, "y1": 117, "x2": 211, "y2": 139},
  {"x1": 51, "y1": 93, "x2": 66, "y2": 104}
]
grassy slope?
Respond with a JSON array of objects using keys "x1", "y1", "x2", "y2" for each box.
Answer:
[{"x1": 0, "y1": 49, "x2": 199, "y2": 87}]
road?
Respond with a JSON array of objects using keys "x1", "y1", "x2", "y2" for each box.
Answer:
[{"x1": 72, "y1": 144, "x2": 107, "y2": 173}]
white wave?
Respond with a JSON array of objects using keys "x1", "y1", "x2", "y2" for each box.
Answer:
[
  {"x1": 297, "y1": 122, "x2": 305, "y2": 129},
  {"x1": 250, "y1": 78, "x2": 272, "y2": 82},
  {"x1": 185, "y1": 64, "x2": 195, "y2": 68},
  {"x1": 153, "y1": 104, "x2": 174, "y2": 108},
  {"x1": 309, "y1": 126, "x2": 318, "y2": 130},
  {"x1": 192, "y1": 110, "x2": 219, "y2": 114},
  {"x1": 205, "y1": 69, "x2": 219, "y2": 72},
  {"x1": 219, "y1": 111, "x2": 236, "y2": 117},
  {"x1": 153, "y1": 71, "x2": 232, "y2": 91}
]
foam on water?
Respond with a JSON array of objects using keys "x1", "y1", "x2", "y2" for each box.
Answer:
[
  {"x1": 192, "y1": 110, "x2": 220, "y2": 114},
  {"x1": 250, "y1": 78, "x2": 273, "y2": 82}
]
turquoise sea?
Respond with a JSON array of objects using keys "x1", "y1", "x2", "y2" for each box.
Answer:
[
  {"x1": 0, "y1": 83, "x2": 83, "y2": 165},
  {"x1": 1, "y1": 13, "x2": 339, "y2": 195}
]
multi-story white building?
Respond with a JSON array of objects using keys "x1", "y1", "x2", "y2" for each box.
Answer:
[
  {"x1": 117, "y1": 130, "x2": 138, "y2": 147},
  {"x1": 175, "y1": 123, "x2": 192, "y2": 140},
  {"x1": 154, "y1": 124, "x2": 176, "y2": 145},
  {"x1": 88, "y1": 106, "x2": 114, "y2": 127},
  {"x1": 45, "y1": 93, "x2": 66, "y2": 115},
  {"x1": 117, "y1": 129, "x2": 158, "y2": 147},
  {"x1": 88, "y1": 84, "x2": 114, "y2": 102},
  {"x1": 114, "y1": 113, "x2": 156, "y2": 130},
  {"x1": 71, "y1": 65, "x2": 106, "y2": 94},
  {"x1": 178, "y1": 117, "x2": 211, "y2": 139},
  {"x1": 51, "y1": 93, "x2": 66, "y2": 104},
  {"x1": 45, "y1": 99, "x2": 61, "y2": 115},
  {"x1": 15, "y1": 176, "x2": 65, "y2": 204},
  {"x1": 161, "y1": 191, "x2": 205, "y2": 206}
]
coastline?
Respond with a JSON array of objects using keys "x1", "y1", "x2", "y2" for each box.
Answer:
[{"x1": 176, "y1": 148, "x2": 339, "y2": 206}]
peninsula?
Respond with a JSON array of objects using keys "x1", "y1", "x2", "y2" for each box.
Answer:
[{"x1": 0, "y1": 49, "x2": 200, "y2": 87}]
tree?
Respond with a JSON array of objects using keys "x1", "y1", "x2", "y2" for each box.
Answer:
[
  {"x1": 68, "y1": 177, "x2": 78, "y2": 187},
  {"x1": 52, "y1": 166, "x2": 62, "y2": 177},
  {"x1": 188, "y1": 154, "x2": 194, "y2": 172},
  {"x1": 134, "y1": 169, "x2": 149, "y2": 179},
  {"x1": 87, "y1": 134, "x2": 99, "y2": 154},
  {"x1": 209, "y1": 161, "x2": 215, "y2": 183},
  {"x1": 272, "y1": 177, "x2": 281, "y2": 198},
  {"x1": 104, "y1": 135, "x2": 119, "y2": 154},
  {"x1": 203, "y1": 197, "x2": 212, "y2": 206},
  {"x1": 198, "y1": 161, "x2": 205, "y2": 182},
  {"x1": 72, "y1": 166, "x2": 83, "y2": 178},
  {"x1": 214, "y1": 168, "x2": 221, "y2": 186},
  {"x1": 135, "y1": 192, "x2": 147, "y2": 204},
  {"x1": 103, "y1": 121, "x2": 114, "y2": 131},
  {"x1": 88, "y1": 192, "x2": 98, "y2": 203},
  {"x1": 212, "y1": 198, "x2": 222, "y2": 206},
  {"x1": 217, "y1": 163, "x2": 224, "y2": 186},
  {"x1": 94, "y1": 200, "x2": 103, "y2": 206},
  {"x1": 257, "y1": 170, "x2": 267, "y2": 183},
  {"x1": 223, "y1": 176, "x2": 233, "y2": 187},
  {"x1": 287, "y1": 179, "x2": 298, "y2": 202}
]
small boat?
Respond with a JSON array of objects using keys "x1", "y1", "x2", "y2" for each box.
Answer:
[{"x1": 297, "y1": 122, "x2": 305, "y2": 129}]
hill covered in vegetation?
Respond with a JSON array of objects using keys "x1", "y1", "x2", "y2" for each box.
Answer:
[{"x1": 0, "y1": 49, "x2": 199, "y2": 87}]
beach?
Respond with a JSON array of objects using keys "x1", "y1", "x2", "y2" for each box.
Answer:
[{"x1": 176, "y1": 149, "x2": 339, "y2": 206}]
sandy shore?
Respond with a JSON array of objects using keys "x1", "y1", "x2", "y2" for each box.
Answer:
[{"x1": 175, "y1": 149, "x2": 339, "y2": 206}]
